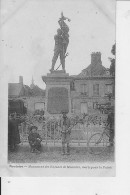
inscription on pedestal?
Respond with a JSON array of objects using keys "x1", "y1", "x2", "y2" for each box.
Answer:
[{"x1": 47, "y1": 87, "x2": 69, "y2": 114}]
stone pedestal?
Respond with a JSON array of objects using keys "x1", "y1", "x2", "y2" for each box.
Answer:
[{"x1": 42, "y1": 70, "x2": 72, "y2": 116}]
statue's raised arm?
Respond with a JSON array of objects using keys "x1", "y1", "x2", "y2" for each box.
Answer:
[{"x1": 58, "y1": 12, "x2": 70, "y2": 34}]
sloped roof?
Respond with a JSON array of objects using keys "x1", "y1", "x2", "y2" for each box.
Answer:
[
  {"x1": 23, "y1": 85, "x2": 32, "y2": 96},
  {"x1": 78, "y1": 63, "x2": 107, "y2": 77},
  {"x1": 8, "y1": 83, "x2": 23, "y2": 97},
  {"x1": 30, "y1": 85, "x2": 45, "y2": 96},
  {"x1": 78, "y1": 52, "x2": 108, "y2": 77},
  {"x1": 8, "y1": 82, "x2": 45, "y2": 98}
]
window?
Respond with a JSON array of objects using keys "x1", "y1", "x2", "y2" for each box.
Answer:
[
  {"x1": 93, "y1": 102, "x2": 98, "y2": 109},
  {"x1": 35, "y1": 102, "x2": 45, "y2": 111},
  {"x1": 93, "y1": 84, "x2": 99, "y2": 96},
  {"x1": 81, "y1": 84, "x2": 88, "y2": 94},
  {"x1": 71, "y1": 100, "x2": 74, "y2": 113},
  {"x1": 88, "y1": 101, "x2": 93, "y2": 109},
  {"x1": 80, "y1": 102, "x2": 88, "y2": 114},
  {"x1": 105, "y1": 84, "x2": 112, "y2": 94},
  {"x1": 70, "y1": 81, "x2": 75, "y2": 91}
]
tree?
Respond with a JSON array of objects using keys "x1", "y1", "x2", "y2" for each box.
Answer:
[
  {"x1": 108, "y1": 43, "x2": 116, "y2": 99},
  {"x1": 109, "y1": 43, "x2": 116, "y2": 76}
]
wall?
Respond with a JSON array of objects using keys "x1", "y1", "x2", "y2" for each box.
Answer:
[
  {"x1": 70, "y1": 77, "x2": 114, "y2": 114},
  {"x1": 25, "y1": 96, "x2": 45, "y2": 114}
]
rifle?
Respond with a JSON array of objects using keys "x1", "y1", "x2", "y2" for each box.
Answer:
[{"x1": 55, "y1": 52, "x2": 69, "y2": 70}]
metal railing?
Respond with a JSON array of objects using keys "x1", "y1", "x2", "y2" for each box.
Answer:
[{"x1": 19, "y1": 114, "x2": 108, "y2": 146}]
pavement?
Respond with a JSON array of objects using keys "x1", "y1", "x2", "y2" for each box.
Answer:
[{"x1": 8, "y1": 142, "x2": 115, "y2": 163}]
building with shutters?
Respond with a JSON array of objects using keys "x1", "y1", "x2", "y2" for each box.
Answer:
[
  {"x1": 69, "y1": 52, "x2": 114, "y2": 115},
  {"x1": 42, "y1": 52, "x2": 115, "y2": 116}
]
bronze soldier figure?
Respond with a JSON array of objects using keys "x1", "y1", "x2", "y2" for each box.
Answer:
[
  {"x1": 50, "y1": 12, "x2": 70, "y2": 72},
  {"x1": 51, "y1": 28, "x2": 65, "y2": 71},
  {"x1": 58, "y1": 12, "x2": 70, "y2": 55}
]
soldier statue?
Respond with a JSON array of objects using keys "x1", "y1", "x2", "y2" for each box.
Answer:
[{"x1": 50, "y1": 12, "x2": 70, "y2": 72}]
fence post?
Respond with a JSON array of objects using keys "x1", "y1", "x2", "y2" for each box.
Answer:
[
  {"x1": 50, "y1": 122, "x2": 51, "y2": 141},
  {"x1": 78, "y1": 124, "x2": 80, "y2": 146},
  {"x1": 86, "y1": 123, "x2": 89, "y2": 147},
  {"x1": 45, "y1": 121, "x2": 48, "y2": 145},
  {"x1": 21, "y1": 123, "x2": 24, "y2": 145},
  {"x1": 58, "y1": 121, "x2": 60, "y2": 142},
  {"x1": 54, "y1": 122, "x2": 55, "y2": 146}
]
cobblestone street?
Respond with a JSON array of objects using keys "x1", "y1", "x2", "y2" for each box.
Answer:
[{"x1": 8, "y1": 142, "x2": 114, "y2": 163}]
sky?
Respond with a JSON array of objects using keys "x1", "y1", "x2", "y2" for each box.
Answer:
[{"x1": 1, "y1": 0, "x2": 115, "y2": 89}]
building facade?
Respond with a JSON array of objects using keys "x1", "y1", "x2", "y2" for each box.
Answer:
[
  {"x1": 8, "y1": 76, "x2": 46, "y2": 114},
  {"x1": 8, "y1": 52, "x2": 114, "y2": 116},
  {"x1": 70, "y1": 52, "x2": 114, "y2": 115},
  {"x1": 42, "y1": 52, "x2": 114, "y2": 116}
]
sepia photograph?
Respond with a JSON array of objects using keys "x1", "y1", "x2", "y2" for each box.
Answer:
[{"x1": 0, "y1": 0, "x2": 116, "y2": 176}]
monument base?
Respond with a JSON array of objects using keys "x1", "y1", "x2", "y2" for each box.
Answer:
[
  {"x1": 42, "y1": 71, "x2": 72, "y2": 116},
  {"x1": 49, "y1": 69, "x2": 66, "y2": 74},
  {"x1": 47, "y1": 70, "x2": 69, "y2": 77}
]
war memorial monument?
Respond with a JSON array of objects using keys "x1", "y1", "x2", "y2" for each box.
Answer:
[
  {"x1": 42, "y1": 12, "x2": 72, "y2": 116},
  {"x1": 42, "y1": 13, "x2": 114, "y2": 117}
]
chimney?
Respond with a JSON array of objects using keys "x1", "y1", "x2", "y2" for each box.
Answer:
[
  {"x1": 91, "y1": 52, "x2": 102, "y2": 66},
  {"x1": 19, "y1": 76, "x2": 23, "y2": 85}
]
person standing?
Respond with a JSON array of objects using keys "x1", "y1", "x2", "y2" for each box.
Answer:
[
  {"x1": 8, "y1": 115, "x2": 16, "y2": 151},
  {"x1": 8, "y1": 113, "x2": 24, "y2": 151},
  {"x1": 61, "y1": 112, "x2": 71, "y2": 155},
  {"x1": 107, "y1": 110, "x2": 114, "y2": 146}
]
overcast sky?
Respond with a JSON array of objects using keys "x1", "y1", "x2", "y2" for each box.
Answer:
[{"x1": 1, "y1": 0, "x2": 115, "y2": 89}]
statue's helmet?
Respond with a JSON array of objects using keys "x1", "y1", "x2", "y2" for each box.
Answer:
[{"x1": 57, "y1": 28, "x2": 62, "y2": 35}]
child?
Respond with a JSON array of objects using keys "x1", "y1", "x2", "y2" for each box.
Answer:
[{"x1": 28, "y1": 126, "x2": 42, "y2": 153}]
